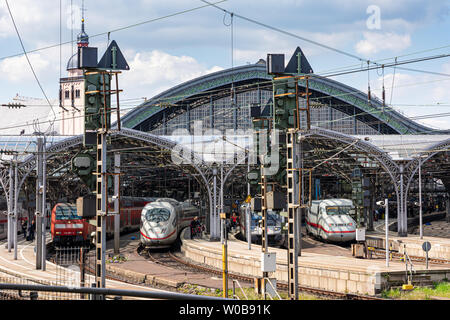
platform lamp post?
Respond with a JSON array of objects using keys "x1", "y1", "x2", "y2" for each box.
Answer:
[
  {"x1": 377, "y1": 199, "x2": 389, "y2": 267},
  {"x1": 35, "y1": 137, "x2": 44, "y2": 270},
  {"x1": 13, "y1": 154, "x2": 18, "y2": 261},
  {"x1": 41, "y1": 136, "x2": 47, "y2": 271},
  {"x1": 247, "y1": 161, "x2": 251, "y2": 250},
  {"x1": 220, "y1": 211, "x2": 228, "y2": 298},
  {"x1": 418, "y1": 157, "x2": 423, "y2": 239},
  {"x1": 212, "y1": 167, "x2": 218, "y2": 240},
  {"x1": 7, "y1": 161, "x2": 13, "y2": 253}
]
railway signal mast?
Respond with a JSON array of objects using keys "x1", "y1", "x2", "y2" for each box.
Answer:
[
  {"x1": 263, "y1": 47, "x2": 313, "y2": 300},
  {"x1": 74, "y1": 11, "x2": 129, "y2": 289}
]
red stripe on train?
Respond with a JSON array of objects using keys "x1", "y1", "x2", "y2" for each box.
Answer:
[
  {"x1": 306, "y1": 221, "x2": 355, "y2": 234},
  {"x1": 140, "y1": 229, "x2": 176, "y2": 240}
]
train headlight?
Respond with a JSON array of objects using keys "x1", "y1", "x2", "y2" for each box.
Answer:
[
  {"x1": 274, "y1": 227, "x2": 281, "y2": 231},
  {"x1": 56, "y1": 232, "x2": 61, "y2": 235},
  {"x1": 77, "y1": 231, "x2": 83, "y2": 234},
  {"x1": 348, "y1": 223, "x2": 353, "y2": 226}
]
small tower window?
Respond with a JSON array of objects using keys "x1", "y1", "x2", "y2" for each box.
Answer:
[
  {"x1": 75, "y1": 89, "x2": 81, "y2": 98},
  {"x1": 65, "y1": 90, "x2": 70, "y2": 99}
]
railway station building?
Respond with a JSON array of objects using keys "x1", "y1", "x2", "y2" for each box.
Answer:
[{"x1": 0, "y1": 28, "x2": 449, "y2": 238}]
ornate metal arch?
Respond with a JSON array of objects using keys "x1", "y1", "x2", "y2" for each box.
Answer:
[
  {"x1": 404, "y1": 137, "x2": 450, "y2": 198},
  {"x1": 302, "y1": 127, "x2": 401, "y2": 188}
]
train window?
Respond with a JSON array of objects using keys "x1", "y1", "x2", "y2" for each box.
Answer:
[
  {"x1": 267, "y1": 213, "x2": 281, "y2": 226},
  {"x1": 251, "y1": 214, "x2": 261, "y2": 227},
  {"x1": 325, "y1": 206, "x2": 353, "y2": 216},
  {"x1": 55, "y1": 205, "x2": 78, "y2": 220},
  {"x1": 144, "y1": 208, "x2": 170, "y2": 223}
]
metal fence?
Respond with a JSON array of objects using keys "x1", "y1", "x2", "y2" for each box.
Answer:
[
  {"x1": 53, "y1": 246, "x2": 91, "y2": 300},
  {"x1": 0, "y1": 246, "x2": 225, "y2": 300}
]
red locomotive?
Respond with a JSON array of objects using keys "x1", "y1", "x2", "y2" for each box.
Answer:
[{"x1": 50, "y1": 197, "x2": 155, "y2": 246}]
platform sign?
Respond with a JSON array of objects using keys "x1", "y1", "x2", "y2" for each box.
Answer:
[
  {"x1": 97, "y1": 40, "x2": 130, "y2": 71},
  {"x1": 422, "y1": 241, "x2": 431, "y2": 252},
  {"x1": 422, "y1": 241, "x2": 431, "y2": 270}
]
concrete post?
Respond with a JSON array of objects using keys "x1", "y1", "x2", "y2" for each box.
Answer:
[
  {"x1": 36, "y1": 137, "x2": 43, "y2": 269},
  {"x1": 41, "y1": 143, "x2": 47, "y2": 270},
  {"x1": 7, "y1": 164, "x2": 13, "y2": 252},
  {"x1": 419, "y1": 161, "x2": 423, "y2": 239},
  {"x1": 114, "y1": 153, "x2": 120, "y2": 255},
  {"x1": 385, "y1": 198, "x2": 389, "y2": 268},
  {"x1": 212, "y1": 168, "x2": 218, "y2": 240},
  {"x1": 13, "y1": 157, "x2": 18, "y2": 260},
  {"x1": 220, "y1": 166, "x2": 224, "y2": 243},
  {"x1": 398, "y1": 164, "x2": 407, "y2": 237},
  {"x1": 247, "y1": 162, "x2": 251, "y2": 250}
]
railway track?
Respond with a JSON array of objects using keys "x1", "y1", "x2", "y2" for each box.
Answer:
[
  {"x1": 166, "y1": 250, "x2": 386, "y2": 300},
  {"x1": 370, "y1": 248, "x2": 450, "y2": 265},
  {"x1": 46, "y1": 239, "x2": 386, "y2": 300}
]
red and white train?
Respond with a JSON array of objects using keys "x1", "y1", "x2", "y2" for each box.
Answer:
[
  {"x1": 51, "y1": 197, "x2": 156, "y2": 246},
  {"x1": 0, "y1": 213, "x2": 28, "y2": 241}
]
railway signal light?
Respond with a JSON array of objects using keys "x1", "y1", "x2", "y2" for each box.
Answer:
[
  {"x1": 273, "y1": 77, "x2": 297, "y2": 130},
  {"x1": 84, "y1": 72, "x2": 112, "y2": 143},
  {"x1": 72, "y1": 152, "x2": 96, "y2": 192}
]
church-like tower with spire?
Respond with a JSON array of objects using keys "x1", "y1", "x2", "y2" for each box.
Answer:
[{"x1": 59, "y1": 8, "x2": 89, "y2": 135}]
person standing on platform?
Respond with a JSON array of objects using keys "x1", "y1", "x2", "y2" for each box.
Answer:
[
  {"x1": 190, "y1": 216, "x2": 201, "y2": 239},
  {"x1": 21, "y1": 219, "x2": 28, "y2": 239},
  {"x1": 231, "y1": 212, "x2": 238, "y2": 231},
  {"x1": 27, "y1": 219, "x2": 35, "y2": 241}
]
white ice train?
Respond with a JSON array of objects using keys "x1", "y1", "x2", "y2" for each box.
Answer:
[
  {"x1": 238, "y1": 203, "x2": 283, "y2": 244},
  {"x1": 305, "y1": 199, "x2": 356, "y2": 242},
  {"x1": 139, "y1": 198, "x2": 201, "y2": 249}
]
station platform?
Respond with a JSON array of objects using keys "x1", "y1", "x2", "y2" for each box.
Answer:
[
  {"x1": 180, "y1": 232, "x2": 450, "y2": 296},
  {"x1": 368, "y1": 217, "x2": 450, "y2": 260},
  {"x1": 367, "y1": 234, "x2": 450, "y2": 261}
]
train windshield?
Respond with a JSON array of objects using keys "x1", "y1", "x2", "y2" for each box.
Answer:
[
  {"x1": 267, "y1": 213, "x2": 281, "y2": 226},
  {"x1": 326, "y1": 206, "x2": 353, "y2": 216},
  {"x1": 145, "y1": 208, "x2": 170, "y2": 223},
  {"x1": 251, "y1": 213, "x2": 261, "y2": 227},
  {"x1": 55, "y1": 205, "x2": 78, "y2": 220}
]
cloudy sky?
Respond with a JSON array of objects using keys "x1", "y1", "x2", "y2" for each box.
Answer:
[{"x1": 0, "y1": 0, "x2": 449, "y2": 134}]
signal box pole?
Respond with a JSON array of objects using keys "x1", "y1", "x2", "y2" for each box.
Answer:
[{"x1": 78, "y1": 40, "x2": 129, "y2": 288}]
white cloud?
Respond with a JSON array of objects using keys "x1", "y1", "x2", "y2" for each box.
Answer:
[
  {"x1": 0, "y1": 53, "x2": 49, "y2": 82},
  {"x1": 121, "y1": 50, "x2": 223, "y2": 99},
  {"x1": 365, "y1": 69, "x2": 450, "y2": 130},
  {"x1": 355, "y1": 32, "x2": 411, "y2": 56}
]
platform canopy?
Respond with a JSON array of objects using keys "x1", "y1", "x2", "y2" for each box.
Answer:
[{"x1": 356, "y1": 135, "x2": 450, "y2": 161}]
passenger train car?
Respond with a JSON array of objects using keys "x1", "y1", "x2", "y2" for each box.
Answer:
[
  {"x1": 305, "y1": 199, "x2": 356, "y2": 242},
  {"x1": 0, "y1": 212, "x2": 28, "y2": 241},
  {"x1": 140, "y1": 198, "x2": 201, "y2": 249},
  {"x1": 51, "y1": 197, "x2": 155, "y2": 246},
  {"x1": 238, "y1": 203, "x2": 283, "y2": 245}
]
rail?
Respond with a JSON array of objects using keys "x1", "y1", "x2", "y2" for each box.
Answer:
[
  {"x1": 0, "y1": 283, "x2": 227, "y2": 300},
  {"x1": 169, "y1": 252, "x2": 386, "y2": 300}
]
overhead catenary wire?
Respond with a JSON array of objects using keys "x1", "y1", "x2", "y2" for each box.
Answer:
[
  {"x1": 1, "y1": 1, "x2": 448, "y2": 135},
  {"x1": 0, "y1": 0, "x2": 229, "y2": 63},
  {"x1": 4, "y1": 0, "x2": 59, "y2": 131},
  {"x1": 2, "y1": 81, "x2": 450, "y2": 136}
]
